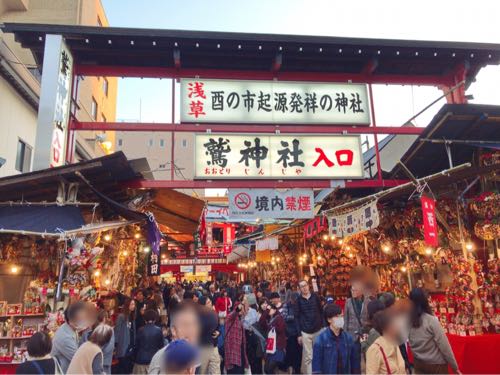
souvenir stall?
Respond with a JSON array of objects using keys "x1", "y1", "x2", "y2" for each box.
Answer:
[
  {"x1": 0, "y1": 153, "x2": 166, "y2": 369},
  {"x1": 316, "y1": 161, "x2": 500, "y2": 374}
]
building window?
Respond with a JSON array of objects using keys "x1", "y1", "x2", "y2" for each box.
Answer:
[
  {"x1": 101, "y1": 114, "x2": 107, "y2": 123},
  {"x1": 159, "y1": 139, "x2": 165, "y2": 147},
  {"x1": 148, "y1": 139, "x2": 153, "y2": 147},
  {"x1": 15, "y1": 139, "x2": 32, "y2": 172},
  {"x1": 102, "y1": 78, "x2": 109, "y2": 96},
  {"x1": 182, "y1": 139, "x2": 188, "y2": 148},
  {"x1": 118, "y1": 139, "x2": 123, "y2": 147},
  {"x1": 91, "y1": 97, "x2": 98, "y2": 120}
]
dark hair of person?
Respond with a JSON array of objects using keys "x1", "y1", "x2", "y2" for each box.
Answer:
[
  {"x1": 64, "y1": 301, "x2": 86, "y2": 323},
  {"x1": 367, "y1": 299, "x2": 385, "y2": 322},
  {"x1": 323, "y1": 303, "x2": 342, "y2": 321},
  {"x1": 27, "y1": 332, "x2": 52, "y2": 358},
  {"x1": 372, "y1": 310, "x2": 392, "y2": 334},
  {"x1": 144, "y1": 309, "x2": 159, "y2": 323},
  {"x1": 89, "y1": 324, "x2": 113, "y2": 347},
  {"x1": 120, "y1": 297, "x2": 136, "y2": 322},
  {"x1": 183, "y1": 291, "x2": 194, "y2": 300},
  {"x1": 409, "y1": 287, "x2": 433, "y2": 328},
  {"x1": 378, "y1": 292, "x2": 396, "y2": 309}
]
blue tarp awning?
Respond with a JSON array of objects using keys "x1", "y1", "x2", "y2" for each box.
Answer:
[{"x1": 0, "y1": 206, "x2": 85, "y2": 234}]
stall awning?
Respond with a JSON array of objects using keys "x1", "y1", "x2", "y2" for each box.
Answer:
[
  {"x1": 0, "y1": 205, "x2": 84, "y2": 235},
  {"x1": 147, "y1": 189, "x2": 205, "y2": 243}
]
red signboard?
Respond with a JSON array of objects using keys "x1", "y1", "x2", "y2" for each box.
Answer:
[{"x1": 421, "y1": 196, "x2": 438, "y2": 247}]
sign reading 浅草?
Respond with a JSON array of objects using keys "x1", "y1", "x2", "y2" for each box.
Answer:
[
  {"x1": 228, "y1": 189, "x2": 314, "y2": 220},
  {"x1": 195, "y1": 134, "x2": 363, "y2": 179},
  {"x1": 181, "y1": 79, "x2": 371, "y2": 124}
]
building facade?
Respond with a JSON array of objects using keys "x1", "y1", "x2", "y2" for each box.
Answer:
[{"x1": 0, "y1": 0, "x2": 117, "y2": 177}]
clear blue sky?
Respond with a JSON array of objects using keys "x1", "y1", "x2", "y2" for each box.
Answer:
[{"x1": 102, "y1": 0, "x2": 500, "y2": 127}]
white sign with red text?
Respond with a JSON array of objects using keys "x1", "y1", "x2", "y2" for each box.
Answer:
[
  {"x1": 195, "y1": 134, "x2": 363, "y2": 179},
  {"x1": 180, "y1": 79, "x2": 371, "y2": 125},
  {"x1": 228, "y1": 189, "x2": 314, "y2": 220}
]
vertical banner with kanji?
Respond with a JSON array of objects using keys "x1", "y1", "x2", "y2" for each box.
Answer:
[
  {"x1": 147, "y1": 248, "x2": 160, "y2": 276},
  {"x1": 421, "y1": 196, "x2": 439, "y2": 246}
]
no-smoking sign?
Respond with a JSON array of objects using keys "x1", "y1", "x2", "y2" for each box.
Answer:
[{"x1": 234, "y1": 192, "x2": 252, "y2": 210}]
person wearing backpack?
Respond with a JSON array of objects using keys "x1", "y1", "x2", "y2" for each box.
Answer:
[
  {"x1": 16, "y1": 332, "x2": 63, "y2": 375},
  {"x1": 294, "y1": 279, "x2": 323, "y2": 374}
]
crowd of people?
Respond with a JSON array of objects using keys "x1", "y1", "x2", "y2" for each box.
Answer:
[{"x1": 15, "y1": 278, "x2": 460, "y2": 374}]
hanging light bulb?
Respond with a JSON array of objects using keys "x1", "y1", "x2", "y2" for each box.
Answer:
[
  {"x1": 400, "y1": 266, "x2": 407, "y2": 273},
  {"x1": 94, "y1": 270, "x2": 100, "y2": 277},
  {"x1": 346, "y1": 246, "x2": 351, "y2": 251},
  {"x1": 348, "y1": 253, "x2": 354, "y2": 258},
  {"x1": 465, "y1": 242, "x2": 474, "y2": 251},
  {"x1": 143, "y1": 246, "x2": 151, "y2": 253},
  {"x1": 134, "y1": 233, "x2": 141, "y2": 239},
  {"x1": 122, "y1": 250, "x2": 128, "y2": 256},
  {"x1": 382, "y1": 244, "x2": 391, "y2": 253},
  {"x1": 10, "y1": 265, "x2": 19, "y2": 274},
  {"x1": 338, "y1": 239, "x2": 343, "y2": 245},
  {"x1": 103, "y1": 234, "x2": 111, "y2": 242},
  {"x1": 330, "y1": 234, "x2": 336, "y2": 240},
  {"x1": 105, "y1": 279, "x2": 111, "y2": 286},
  {"x1": 322, "y1": 234, "x2": 328, "y2": 241},
  {"x1": 317, "y1": 256, "x2": 322, "y2": 261},
  {"x1": 425, "y1": 247, "x2": 433, "y2": 255}
]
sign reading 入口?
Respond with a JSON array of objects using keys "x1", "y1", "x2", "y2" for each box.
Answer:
[
  {"x1": 228, "y1": 189, "x2": 314, "y2": 220},
  {"x1": 181, "y1": 79, "x2": 371, "y2": 125},
  {"x1": 195, "y1": 134, "x2": 363, "y2": 179}
]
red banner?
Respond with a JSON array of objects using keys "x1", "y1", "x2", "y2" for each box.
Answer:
[
  {"x1": 303, "y1": 216, "x2": 328, "y2": 239},
  {"x1": 421, "y1": 196, "x2": 439, "y2": 246}
]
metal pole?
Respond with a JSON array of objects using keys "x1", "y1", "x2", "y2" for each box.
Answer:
[
  {"x1": 55, "y1": 242, "x2": 67, "y2": 305},
  {"x1": 368, "y1": 84, "x2": 383, "y2": 182},
  {"x1": 171, "y1": 79, "x2": 176, "y2": 181}
]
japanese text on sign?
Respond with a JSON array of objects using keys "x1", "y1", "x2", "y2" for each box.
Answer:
[
  {"x1": 421, "y1": 196, "x2": 439, "y2": 247},
  {"x1": 195, "y1": 134, "x2": 363, "y2": 179},
  {"x1": 181, "y1": 79, "x2": 371, "y2": 124},
  {"x1": 228, "y1": 189, "x2": 314, "y2": 220}
]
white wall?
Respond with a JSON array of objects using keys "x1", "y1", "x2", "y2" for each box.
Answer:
[{"x1": 0, "y1": 76, "x2": 37, "y2": 177}]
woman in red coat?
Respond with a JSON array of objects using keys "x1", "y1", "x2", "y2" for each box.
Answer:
[
  {"x1": 259, "y1": 301, "x2": 287, "y2": 374},
  {"x1": 215, "y1": 289, "x2": 233, "y2": 318}
]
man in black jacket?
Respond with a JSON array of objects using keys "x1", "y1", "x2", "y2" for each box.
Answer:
[
  {"x1": 294, "y1": 279, "x2": 323, "y2": 374},
  {"x1": 133, "y1": 309, "x2": 165, "y2": 374}
]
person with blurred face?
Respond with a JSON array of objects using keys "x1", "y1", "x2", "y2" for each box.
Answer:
[
  {"x1": 148, "y1": 303, "x2": 201, "y2": 375},
  {"x1": 344, "y1": 280, "x2": 370, "y2": 339},
  {"x1": 294, "y1": 280, "x2": 323, "y2": 374},
  {"x1": 313, "y1": 304, "x2": 360, "y2": 374},
  {"x1": 198, "y1": 296, "x2": 221, "y2": 374},
  {"x1": 366, "y1": 309, "x2": 407, "y2": 374},
  {"x1": 51, "y1": 301, "x2": 90, "y2": 373}
]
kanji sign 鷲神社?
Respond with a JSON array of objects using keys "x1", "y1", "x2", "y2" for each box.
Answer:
[
  {"x1": 228, "y1": 189, "x2": 314, "y2": 220},
  {"x1": 180, "y1": 79, "x2": 371, "y2": 125},
  {"x1": 195, "y1": 134, "x2": 363, "y2": 179}
]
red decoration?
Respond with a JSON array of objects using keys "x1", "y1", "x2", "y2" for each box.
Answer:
[{"x1": 421, "y1": 196, "x2": 439, "y2": 246}]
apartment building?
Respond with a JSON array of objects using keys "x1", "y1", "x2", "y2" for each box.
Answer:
[{"x1": 0, "y1": 0, "x2": 117, "y2": 176}]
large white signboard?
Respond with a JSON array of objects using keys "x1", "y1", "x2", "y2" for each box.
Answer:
[
  {"x1": 181, "y1": 79, "x2": 371, "y2": 124},
  {"x1": 195, "y1": 134, "x2": 363, "y2": 179},
  {"x1": 34, "y1": 34, "x2": 73, "y2": 170},
  {"x1": 228, "y1": 189, "x2": 314, "y2": 220}
]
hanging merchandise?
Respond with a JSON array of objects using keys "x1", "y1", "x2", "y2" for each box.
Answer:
[{"x1": 328, "y1": 200, "x2": 379, "y2": 238}]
